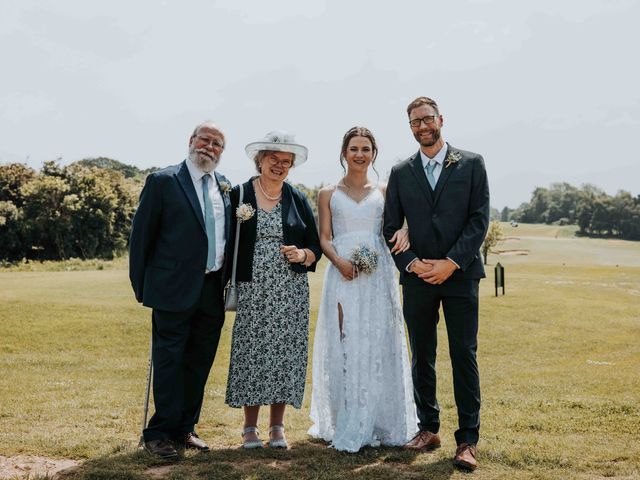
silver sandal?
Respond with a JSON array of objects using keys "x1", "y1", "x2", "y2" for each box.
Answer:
[
  {"x1": 268, "y1": 425, "x2": 288, "y2": 449},
  {"x1": 242, "y1": 426, "x2": 264, "y2": 449}
]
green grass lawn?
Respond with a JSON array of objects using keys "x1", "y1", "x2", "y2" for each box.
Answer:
[{"x1": 1, "y1": 223, "x2": 639, "y2": 479}]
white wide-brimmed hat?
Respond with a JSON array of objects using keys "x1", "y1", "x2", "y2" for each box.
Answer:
[{"x1": 245, "y1": 131, "x2": 308, "y2": 167}]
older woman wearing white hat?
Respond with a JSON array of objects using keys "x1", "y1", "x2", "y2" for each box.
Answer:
[{"x1": 225, "y1": 131, "x2": 321, "y2": 449}]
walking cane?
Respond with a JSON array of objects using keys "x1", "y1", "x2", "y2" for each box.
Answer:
[{"x1": 139, "y1": 334, "x2": 153, "y2": 448}]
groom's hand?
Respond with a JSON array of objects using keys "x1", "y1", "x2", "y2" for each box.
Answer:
[
  {"x1": 409, "y1": 260, "x2": 433, "y2": 276},
  {"x1": 418, "y1": 259, "x2": 458, "y2": 284}
]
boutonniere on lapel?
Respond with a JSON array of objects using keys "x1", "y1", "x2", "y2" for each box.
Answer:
[
  {"x1": 219, "y1": 180, "x2": 232, "y2": 194},
  {"x1": 444, "y1": 151, "x2": 462, "y2": 168},
  {"x1": 236, "y1": 203, "x2": 255, "y2": 223}
]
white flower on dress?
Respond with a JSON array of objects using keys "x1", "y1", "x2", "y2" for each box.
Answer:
[
  {"x1": 445, "y1": 151, "x2": 462, "y2": 168},
  {"x1": 236, "y1": 203, "x2": 255, "y2": 223}
]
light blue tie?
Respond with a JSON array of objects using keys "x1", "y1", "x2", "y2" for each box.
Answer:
[
  {"x1": 425, "y1": 161, "x2": 437, "y2": 190},
  {"x1": 202, "y1": 174, "x2": 216, "y2": 271}
]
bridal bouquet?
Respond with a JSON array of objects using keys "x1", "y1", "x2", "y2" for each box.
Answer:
[{"x1": 350, "y1": 243, "x2": 378, "y2": 275}]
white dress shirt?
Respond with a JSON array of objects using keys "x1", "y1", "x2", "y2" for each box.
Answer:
[
  {"x1": 420, "y1": 141, "x2": 448, "y2": 185},
  {"x1": 186, "y1": 158, "x2": 226, "y2": 272}
]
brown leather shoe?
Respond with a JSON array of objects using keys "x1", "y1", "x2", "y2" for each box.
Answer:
[
  {"x1": 144, "y1": 439, "x2": 178, "y2": 459},
  {"x1": 182, "y1": 432, "x2": 210, "y2": 452},
  {"x1": 454, "y1": 443, "x2": 478, "y2": 471},
  {"x1": 403, "y1": 430, "x2": 441, "y2": 451}
]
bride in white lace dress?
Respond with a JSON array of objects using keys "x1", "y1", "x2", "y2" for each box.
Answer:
[{"x1": 309, "y1": 127, "x2": 417, "y2": 452}]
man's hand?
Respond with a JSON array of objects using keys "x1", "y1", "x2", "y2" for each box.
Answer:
[
  {"x1": 418, "y1": 259, "x2": 458, "y2": 285},
  {"x1": 409, "y1": 259, "x2": 434, "y2": 276}
]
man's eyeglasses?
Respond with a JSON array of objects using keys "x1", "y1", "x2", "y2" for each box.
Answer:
[
  {"x1": 195, "y1": 135, "x2": 225, "y2": 150},
  {"x1": 409, "y1": 115, "x2": 439, "y2": 128}
]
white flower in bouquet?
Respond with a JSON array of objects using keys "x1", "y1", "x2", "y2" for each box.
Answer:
[{"x1": 350, "y1": 243, "x2": 378, "y2": 275}]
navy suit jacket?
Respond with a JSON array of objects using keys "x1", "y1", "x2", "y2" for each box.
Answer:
[
  {"x1": 383, "y1": 144, "x2": 490, "y2": 286},
  {"x1": 129, "y1": 160, "x2": 232, "y2": 312}
]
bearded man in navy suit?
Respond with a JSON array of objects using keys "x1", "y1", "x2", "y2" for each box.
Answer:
[
  {"x1": 384, "y1": 97, "x2": 489, "y2": 472},
  {"x1": 129, "y1": 121, "x2": 232, "y2": 458}
]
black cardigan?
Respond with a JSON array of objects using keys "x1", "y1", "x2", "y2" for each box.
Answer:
[{"x1": 227, "y1": 178, "x2": 322, "y2": 282}]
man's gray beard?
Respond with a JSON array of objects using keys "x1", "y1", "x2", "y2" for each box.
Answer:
[{"x1": 189, "y1": 149, "x2": 218, "y2": 173}]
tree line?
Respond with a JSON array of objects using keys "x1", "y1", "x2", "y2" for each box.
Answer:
[
  {"x1": 0, "y1": 159, "x2": 147, "y2": 262},
  {"x1": 501, "y1": 183, "x2": 640, "y2": 240},
  {"x1": 0, "y1": 158, "x2": 319, "y2": 263},
  {"x1": 2, "y1": 160, "x2": 638, "y2": 263}
]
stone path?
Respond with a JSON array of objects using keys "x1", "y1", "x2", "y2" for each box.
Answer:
[{"x1": 0, "y1": 455, "x2": 80, "y2": 479}]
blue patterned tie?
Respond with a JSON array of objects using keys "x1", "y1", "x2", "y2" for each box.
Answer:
[
  {"x1": 202, "y1": 174, "x2": 216, "y2": 270},
  {"x1": 425, "y1": 161, "x2": 437, "y2": 190}
]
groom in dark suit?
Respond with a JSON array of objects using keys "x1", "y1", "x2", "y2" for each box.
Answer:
[
  {"x1": 383, "y1": 97, "x2": 489, "y2": 471},
  {"x1": 129, "y1": 121, "x2": 232, "y2": 458}
]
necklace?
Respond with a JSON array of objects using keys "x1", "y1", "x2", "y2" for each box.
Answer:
[
  {"x1": 257, "y1": 177, "x2": 282, "y2": 201},
  {"x1": 340, "y1": 177, "x2": 373, "y2": 196}
]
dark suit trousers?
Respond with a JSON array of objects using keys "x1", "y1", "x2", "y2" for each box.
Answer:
[
  {"x1": 402, "y1": 279, "x2": 481, "y2": 445},
  {"x1": 143, "y1": 270, "x2": 225, "y2": 442}
]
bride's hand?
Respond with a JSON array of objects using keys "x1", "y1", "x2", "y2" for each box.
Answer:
[
  {"x1": 335, "y1": 257, "x2": 357, "y2": 281},
  {"x1": 389, "y1": 227, "x2": 410, "y2": 254}
]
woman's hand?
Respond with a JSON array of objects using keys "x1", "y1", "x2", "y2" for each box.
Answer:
[
  {"x1": 280, "y1": 245, "x2": 306, "y2": 264},
  {"x1": 334, "y1": 257, "x2": 357, "y2": 281},
  {"x1": 389, "y1": 227, "x2": 410, "y2": 255}
]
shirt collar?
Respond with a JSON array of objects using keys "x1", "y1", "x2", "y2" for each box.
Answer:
[
  {"x1": 186, "y1": 155, "x2": 213, "y2": 183},
  {"x1": 420, "y1": 141, "x2": 448, "y2": 168}
]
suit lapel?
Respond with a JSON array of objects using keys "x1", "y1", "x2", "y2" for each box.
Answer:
[
  {"x1": 214, "y1": 171, "x2": 232, "y2": 242},
  {"x1": 432, "y1": 144, "x2": 456, "y2": 206},
  {"x1": 176, "y1": 161, "x2": 206, "y2": 233},
  {"x1": 408, "y1": 151, "x2": 434, "y2": 205}
]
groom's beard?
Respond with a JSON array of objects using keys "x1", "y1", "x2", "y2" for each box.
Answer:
[
  {"x1": 189, "y1": 146, "x2": 219, "y2": 172},
  {"x1": 414, "y1": 127, "x2": 441, "y2": 148}
]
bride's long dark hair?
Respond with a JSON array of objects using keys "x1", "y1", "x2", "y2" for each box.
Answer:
[{"x1": 339, "y1": 126, "x2": 379, "y2": 181}]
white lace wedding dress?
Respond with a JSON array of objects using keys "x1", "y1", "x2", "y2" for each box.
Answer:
[{"x1": 308, "y1": 187, "x2": 417, "y2": 452}]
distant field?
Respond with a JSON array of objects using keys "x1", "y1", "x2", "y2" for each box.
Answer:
[
  {"x1": 498, "y1": 223, "x2": 640, "y2": 267},
  {"x1": 0, "y1": 223, "x2": 638, "y2": 479}
]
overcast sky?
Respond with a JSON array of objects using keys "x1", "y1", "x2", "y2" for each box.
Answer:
[{"x1": 1, "y1": 0, "x2": 638, "y2": 209}]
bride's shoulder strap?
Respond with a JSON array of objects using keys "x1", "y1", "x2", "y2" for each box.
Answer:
[
  {"x1": 321, "y1": 183, "x2": 341, "y2": 194},
  {"x1": 318, "y1": 184, "x2": 339, "y2": 204},
  {"x1": 320, "y1": 183, "x2": 339, "y2": 192}
]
